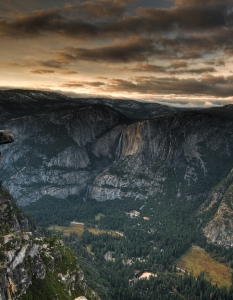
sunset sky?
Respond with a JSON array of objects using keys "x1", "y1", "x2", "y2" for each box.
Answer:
[{"x1": 1, "y1": 0, "x2": 233, "y2": 107}]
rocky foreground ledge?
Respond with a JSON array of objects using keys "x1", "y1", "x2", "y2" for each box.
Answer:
[{"x1": 0, "y1": 131, "x2": 14, "y2": 145}]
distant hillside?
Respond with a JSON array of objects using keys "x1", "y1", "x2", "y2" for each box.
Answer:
[{"x1": 0, "y1": 89, "x2": 177, "y2": 121}]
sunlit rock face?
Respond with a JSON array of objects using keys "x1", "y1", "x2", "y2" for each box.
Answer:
[{"x1": 89, "y1": 110, "x2": 233, "y2": 207}]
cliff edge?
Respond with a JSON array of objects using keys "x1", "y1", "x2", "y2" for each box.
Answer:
[{"x1": 0, "y1": 131, "x2": 99, "y2": 300}]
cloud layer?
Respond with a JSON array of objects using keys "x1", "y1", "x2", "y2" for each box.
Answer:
[{"x1": 0, "y1": 0, "x2": 233, "y2": 103}]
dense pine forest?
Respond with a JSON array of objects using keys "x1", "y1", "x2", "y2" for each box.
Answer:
[{"x1": 25, "y1": 194, "x2": 233, "y2": 299}]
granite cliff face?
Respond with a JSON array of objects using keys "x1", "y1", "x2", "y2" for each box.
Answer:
[
  {"x1": 1, "y1": 90, "x2": 233, "y2": 247},
  {"x1": 89, "y1": 111, "x2": 233, "y2": 203},
  {"x1": 0, "y1": 130, "x2": 99, "y2": 300},
  {"x1": 0, "y1": 103, "x2": 125, "y2": 205},
  {"x1": 0, "y1": 90, "x2": 176, "y2": 206}
]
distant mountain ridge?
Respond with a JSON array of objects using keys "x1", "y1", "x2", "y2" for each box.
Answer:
[
  {"x1": 0, "y1": 90, "x2": 233, "y2": 247},
  {"x1": 0, "y1": 89, "x2": 177, "y2": 121}
]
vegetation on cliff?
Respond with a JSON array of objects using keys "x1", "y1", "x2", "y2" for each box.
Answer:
[{"x1": 0, "y1": 183, "x2": 99, "y2": 300}]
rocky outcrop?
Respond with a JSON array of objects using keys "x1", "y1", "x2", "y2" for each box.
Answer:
[
  {"x1": 204, "y1": 201, "x2": 233, "y2": 247},
  {"x1": 0, "y1": 195, "x2": 99, "y2": 300},
  {"x1": 0, "y1": 130, "x2": 99, "y2": 300},
  {"x1": 0, "y1": 131, "x2": 14, "y2": 165},
  {"x1": 0, "y1": 131, "x2": 14, "y2": 145},
  {"x1": 0, "y1": 196, "x2": 98, "y2": 300},
  {"x1": 202, "y1": 169, "x2": 233, "y2": 247}
]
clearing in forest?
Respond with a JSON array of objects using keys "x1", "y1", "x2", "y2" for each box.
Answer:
[
  {"x1": 176, "y1": 246, "x2": 232, "y2": 289},
  {"x1": 48, "y1": 223, "x2": 123, "y2": 237},
  {"x1": 95, "y1": 213, "x2": 105, "y2": 220}
]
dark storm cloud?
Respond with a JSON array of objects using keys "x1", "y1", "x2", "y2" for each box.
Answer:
[
  {"x1": 131, "y1": 64, "x2": 167, "y2": 73},
  {"x1": 0, "y1": 0, "x2": 231, "y2": 39},
  {"x1": 58, "y1": 74, "x2": 233, "y2": 98},
  {"x1": 39, "y1": 59, "x2": 66, "y2": 69},
  {"x1": 30, "y1": 69, "x2": 55, "y2": 74},
  {"x1": 170, "y1": 0, "x2": 232, "y2": 6},
  {"x1": 1, "y1": 0, "x2": 233, "y2": 101},
  {"x1": 99, "y1": 75, "x2": 233, "y2": 97},
  {"x1": 77, "y1": 0, "x2": 136, "y2": 18},
  {"x1": 61, "y1": 70, "x2": 78, "y2": 75},
  {"x1": 169, "y1": 61, "x2": 188, "y2": 69},
  {"x1": 136, "y1": 4, "x2": 227, "y2": 31},
  {"x1": 0, "y1": 9, "x2": 98, "y2": 39},
  {"x1": 156, "y1": 27, "x2": 233, "y2": 59},
  {"x1": 5, "y1": 61, "x2": 33, "y2": 68},
  {"x1": 205, "y1": 58, "x2": 226, "y2": 66},
  {"x1": 59, "y1": 82, "x2": 84, "y2": 87},
  {"x1": 0, "y1": 10, "x2": 61, "y2": 38},
  {"x1": 59, "y1": 81, "x2": 105, "y2": 87},
  {"x1": 167, "y1": 67, "x2": 216, "y2": 75},
  {"x1": 225, "y1": 47, "x2": 233, "y2": 55},
  {"x1": 0, "y1": 1, "x2": 232, "y2": 74},
  {"x1": 30, "y1": 68, "x2": 78, "y2": 75},
  {"x1": 56, "y1": 37, "x2": 158, "y2": 63},
  {"x1": 201, "y1": 74, "x2": 233, "y2": 85},
  {"x1": 129, "y1": 64, "x2": 215, "y2": 75}
]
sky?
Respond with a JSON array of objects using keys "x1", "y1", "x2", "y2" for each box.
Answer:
[{"x1": 0, "y1": 0, "x2": 233, "y2": 107}]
